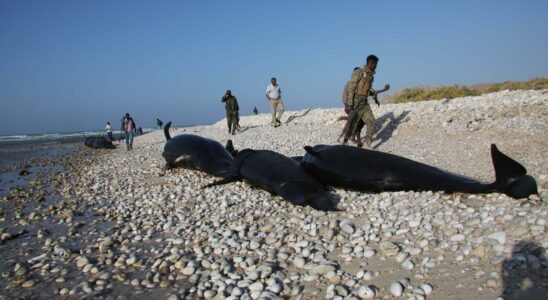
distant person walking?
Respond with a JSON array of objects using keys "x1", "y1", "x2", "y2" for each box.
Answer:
[
  {"x1": 156, "y1": 118, "x2": 163, "y2": 129},
  {"x1": 253, "y1": 107, "x2": 258, "y2": 115},
  {"x1": 221, "y1": 90, "x2": 240, "y2": 135},
  {"x1": 105, "y1": 122, "x2": 114, "y2": 142},
  {"x1": 340, "y1": 55, "x2": 390, "y2": 148},
  {"x1": 122, "y1": 113, "x2": 137, "y2": 151},
  {"x1": 265, "y1": 77, "x2": 284, "y2": 127}
]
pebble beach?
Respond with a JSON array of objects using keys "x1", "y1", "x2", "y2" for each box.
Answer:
[{"x1": 1, "y1": 89, "x2": 547, "y2": 299}]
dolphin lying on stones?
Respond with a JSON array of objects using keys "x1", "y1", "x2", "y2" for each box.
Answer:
[
  {"x1": 301, "y1": 144, "x2": 538, "y2": 199},
  {"x1": 162, "y1": 122, "x2": 233, "y2": 177},
  {"x1": 84, "y1": 136, "x2": 115, "y2": 149},
  {"x1": 204, "y1": 149, "x2": 339, "y2": 211}
]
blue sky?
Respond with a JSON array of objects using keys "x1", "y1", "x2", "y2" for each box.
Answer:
[{"x1": 1, "y1": 0, "x2": 547, "y2": 135}]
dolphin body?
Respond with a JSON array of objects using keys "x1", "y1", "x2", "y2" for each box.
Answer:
[
  {"x1": 162, "y1": 122, "x2": 233, "y2": 177},
  {"x1": 204, "y1": 149, "x2": 338, "y2": 211},
  {"x1": 301, "y1": 144, "x2": 537, "y2": 199},
  {"x1": 84, "y1": 136, "x2": 115, "y2": 149}
]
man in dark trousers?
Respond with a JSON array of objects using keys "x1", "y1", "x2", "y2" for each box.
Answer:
[
  {"x1": 221, "y1": 90, "x2": 239, "y2": 135},
  {"x1": 122, "y1": 113, "x2": 137, "y2": 150},
  {"x1": 340, "y1": 55, "x2": 389, "y2": 148}
]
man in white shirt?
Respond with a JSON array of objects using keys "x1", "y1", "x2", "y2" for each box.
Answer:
[
  {"x1": 105, "y1": 122, "x2": 114, "y2": 142},
  {"x1": 265, "y1": 77, "x2": 284, "y2": 127}
]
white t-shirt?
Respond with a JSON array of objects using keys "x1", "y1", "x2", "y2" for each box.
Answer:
[
  {"x1": 265, "y1": 83, "x2": 281, "y2": 100},
  {"x1": 105, "y1": 124, "x2": 112, "y2": 133}
]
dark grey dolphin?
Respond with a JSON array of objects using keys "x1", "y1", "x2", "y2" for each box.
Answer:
[
  {"x1": 204, "y1": 149, "x2": 338, "y2": 211},
  {"x1": 162, "y1": 122, "x2": 233, "y2": 177},
  {"x1": 301, "y1": 144, "x2": 538, "y2": 199},
  {"x1": 84, "y1": 136, "x2": 115, "y2": 149}
]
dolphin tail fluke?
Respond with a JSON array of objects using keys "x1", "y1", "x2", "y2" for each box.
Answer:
[
  {"x1": 164, "y1": 121, "x2": 172, "y2": 141},
  {"x1": 491, "y1": 144, "x2": 538, "y2": 198}
]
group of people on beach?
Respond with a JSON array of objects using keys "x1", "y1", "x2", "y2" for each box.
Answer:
[
  {"x1": 105, "y1": 113, "x2": 140, "y2": 151},
  {"x1": 221, "y1": 55, "x2": 389, "y2": 148},
  {"x1": 103, "y1": 54, "x2": 388, "y2": 150}
]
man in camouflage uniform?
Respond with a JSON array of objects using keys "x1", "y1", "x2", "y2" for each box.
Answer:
[
  {"x1": 342, "y1": 67, "x2": 363, "y2": 143},
  {"x1": 340, "y1": 55, "x2": 389, "y2": 148},
  {"x1": 221, "y1": 90, "x2": 239, "y2": 135}
]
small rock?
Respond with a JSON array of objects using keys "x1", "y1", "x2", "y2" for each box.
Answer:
[
  {"x1": 409, "y1": 220, "x2": 421, "y2": 228},
  {"x1": 380, "y1": 241, "x2": 400, "y2": 256},
  {"x1": 402, "y1": 259, "x2": 415, "y2": 270},
  {"x1": 340, "y1": 221, "x2": 355, "y2": 235},
  {"x1": 450, "y1": 234, "x2": 466, "y2": 242},
  {"x1": 489, "y1": 232, "x2": 506, "y2": 245},
  {"x1": 75, "y1": 256, "x2": 90, "y2": 268},
  {"x1": 249, "y1": 281, "x2": 264, "y2": 292},
  {"x1": 357, "y1": 285, "x2": 376, "y2": 298},
  {"x1": 363, "y1": 247, "x2": 376, "y2": 258},
  {"x1": 22, "y1": 280, "x2": 35, "y2": 288},
  {"x1": 396, "y1": 252, "x2": 410, "y2": 263},
  {"x1": 486, "y1": 279, "x2": 498, "y2": 287},
  {"x1": 390, "y1": 282, "x2": 404, "y2": 297},
  {"x1": 310, "y1": 264, "x2": 336, "y2": 275},
  {"x1": 463, "y1": 198, "x2": 483, "y2": 208},
  {"x1": 98, "y1": 237, "x2": 114, "y2": 254},
  {"x1": 293, "y1": 256, "x2": 306, "y2": 269},
  {"x1": 181, "y1": 266, "x2": 195, "y2": 275},
  {"x1": 420, "y1": 283, "x2": 433, "y2": 295}
]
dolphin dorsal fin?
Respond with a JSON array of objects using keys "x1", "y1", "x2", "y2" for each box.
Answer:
[
  {"x1": 491, "y1": 144, "x2": 526, "y2": 184},
  {"x1": 164, "y1": 121, "x2": 172, "y2": 141},
  {"x1": 304, "y1": 146, "x2": 321, "y2": 158}
]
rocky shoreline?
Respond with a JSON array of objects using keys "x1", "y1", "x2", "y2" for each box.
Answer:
[{"x1": 1, "y1": 90, "x2": 547, "y2": 299}]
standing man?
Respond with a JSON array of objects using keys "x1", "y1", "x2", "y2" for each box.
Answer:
[
  {"x1": 221, "y1": 90, "x2": 239, "y2": 135},
  {"x1": 156, "y1": 118, "x2": 163, "y2": 129},
  {"x1": 342, "y1": 67, "x2": 361, "y2": 114},
  {"x1": 342, "y1": 67, "x2": 362, "y2": 143},
  {"x1": 265, "y1": 77, "x2": 284, "y2": 127},
  {"x1": 122, "y1": 113, "x2": 137, "y2": 151},
  {"x1": 340, "y1": 55, "x2": 389, "y2": 148},
  {"x1": 105, "y1": 122, "x2": 114, "y2": 142}
]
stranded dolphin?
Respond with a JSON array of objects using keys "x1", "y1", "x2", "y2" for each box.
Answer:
[
  {"x1": 162, "y1": 121, "x2": 233, "y2": 177},
  {"x1": 204, "y1": 149, "x2": 338, "y2": 211},
  {"x1": 84, "y1": 136, "x2": 115, "y2": 149},
  {"x1": 301, "y1": 144, "x2": 538, "y2": 199}
]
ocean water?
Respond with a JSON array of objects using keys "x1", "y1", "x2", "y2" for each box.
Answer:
[{"x1": 0, "y1": 128, "x2": 155, "y2": 147}]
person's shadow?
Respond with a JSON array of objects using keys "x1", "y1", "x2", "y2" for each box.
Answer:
[
  {"x1": 237, "y1": 125, "x2": 260, "y2": 133},
  {"x1": 372, "y1": 110, "x2": 410, "y2": 149},
  {"x1": 501, "y1": 240, "x2": 548, "y2": 299},
  {"x1": 285, "y1": 109, "x2": 311, "y2": 124}
]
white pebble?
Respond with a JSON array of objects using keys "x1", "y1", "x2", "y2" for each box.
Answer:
[
  {"x1": 390, "y1": 281, "x2": 404, "y2": 296},
  {"x1": 420, "y1": 283, "x2": 433, "y2": 295}
]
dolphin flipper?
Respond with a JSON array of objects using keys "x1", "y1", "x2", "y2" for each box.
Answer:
[
  {"x1": 202, "y1": 175, "x2": 240, "y2": 189},
  {"x1": 278, "y1": 180, "x2": 321, "y2": 206}
]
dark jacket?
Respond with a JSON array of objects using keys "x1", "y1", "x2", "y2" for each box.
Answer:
[{"x1": 222, "y1": 95, "x2": 239, "y2": 113}]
